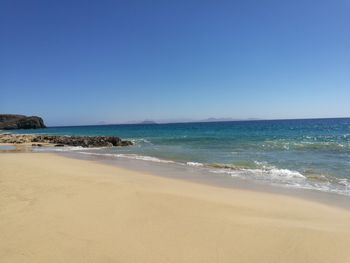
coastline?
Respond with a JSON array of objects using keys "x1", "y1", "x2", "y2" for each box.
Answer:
[
  {"x1": 1, "y1": 152, "x2": 350, "y2": 262},
  {"x1": 2, "y1": 142, "x2": 350, "y2": 209},
  {"x1": 61, "y1": 150, "x2": 350, "y2": 210},
  {"x1": 3, "y1": 119, "x2": 350, "y2": 198},
  {"x1": 3, "y1": 117, "x2": 350, "y2": 199}
]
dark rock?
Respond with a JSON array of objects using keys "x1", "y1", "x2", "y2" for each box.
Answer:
[
  {"x1": 31, "y1": 143, "x2": 43, "y2": 147},
  {"x1": 0, "y1": 114, "x2": 26, "y2": 122},
  {"x1": 0, "y1": 114, "x2": 46, "y2": 130},
  {"x1": 120, "y1": 140, "x2": 133, "y2": 146},
  {"x1": 0, "y1": 134, "x2": 133, "y2": 148}
]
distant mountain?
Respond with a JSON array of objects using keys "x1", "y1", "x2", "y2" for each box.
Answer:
[
  {"x1": 200, "y1": 117, "x2": 239, "y2": 122},
  {"x1": 96, "y1": 121, "x2": 108, "y2": 125},
  {"x1": 140, "y1": 120, "x2": 157, "y2": 124},
  {"x1": 97, "y1": 118, "x2": 261, "y2": 126}
]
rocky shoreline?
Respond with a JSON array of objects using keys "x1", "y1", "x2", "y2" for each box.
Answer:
[{"x1": 0, "y1": 134, "x2": 133, "y2": 148}]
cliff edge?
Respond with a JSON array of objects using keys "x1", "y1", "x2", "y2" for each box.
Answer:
[{"x1": 0, "y1": 114, "x2": 46, "y2": 130}]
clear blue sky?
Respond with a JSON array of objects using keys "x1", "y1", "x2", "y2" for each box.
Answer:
[{"x1": 1, "y1": 0, "x2": 349, "y2": 126}]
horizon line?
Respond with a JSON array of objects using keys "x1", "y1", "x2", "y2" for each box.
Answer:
[{"x1": 47, "y1": 116, "x2": 350, "y2": 128}]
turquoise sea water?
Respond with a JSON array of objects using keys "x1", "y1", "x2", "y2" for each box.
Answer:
[{"x1": 11, "y1": 118, "x2": 350, "y2": 195}]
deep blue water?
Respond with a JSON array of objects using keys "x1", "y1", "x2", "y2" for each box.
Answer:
[{"x1": 10, "y1": 118, "x2": 350, "y2": 195}]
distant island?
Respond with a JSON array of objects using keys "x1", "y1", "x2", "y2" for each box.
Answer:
[
  {"x1": 0, "y1": 114, "x2": 46, "y2": 130},
  {"x1": 140, "y1": 120, "x2": 157, "y2": 124}
]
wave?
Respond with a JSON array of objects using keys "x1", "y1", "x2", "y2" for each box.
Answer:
[
  {"x1": 33, "y1": 146, "x2": 104, "y2": 152},
  {"x1": 33, "y1": 146, "x2": 84, "y2": 152},
  {"x1": 261, "y1": 140, "x2": 349, "y2": 152},
  {"x1": 77, "y1": 152, "x2": 175, "y2": 164},
  {"x1": 207, "y1": 162, "x2": 350, "y2": 196},
  {"x1": 128, "y1": 138, "x2": 152, "y2": 144},
  {"x1": 208, "y1": 162, "x2": 305, "y2": 181},
  {"x1": 35, "y1": 146, "x2": 350, "y2": 196},
  {"x1": 64, "y1": 149, "x2": 307, "y2": 183},
  {"x1": 186, "y1": 162, "x2": 204, "y2": 167},
  {"x1": 0, "y1": 130, "x2": 12, "y2": 134}
]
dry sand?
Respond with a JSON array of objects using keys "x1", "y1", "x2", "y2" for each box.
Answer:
[{"x1": 1, "y1": 153, "x2": 350, "y2": 263}]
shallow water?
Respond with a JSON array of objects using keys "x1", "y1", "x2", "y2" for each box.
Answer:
[
  {"x1": 13, "y1": 118, "x2": 350, "y2": 196},
  {"x1": 0, "y1": 145, "x2": 16, "y2": 151}
]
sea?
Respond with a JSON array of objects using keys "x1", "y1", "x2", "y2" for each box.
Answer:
[{"x1": 9, "y1": 118, "x2": 350, "y2": 196}]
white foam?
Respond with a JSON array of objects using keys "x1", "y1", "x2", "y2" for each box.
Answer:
[
  {"x1": 33, "y1": 146, "x2": 85, "y2": 152},
  {"x1": 186, "y1": 162, "x2": 204, "y2": 167},
  {"x1": 208, "y1": 164, "x2": 305, "y2": 183},
  {"x1": 78, "y1": 152, "x2": 175, "y2": 164},
  {"x1": 268, "y1": 168, "x2": 305, "y2": 179},
  {"x1": 252, "y1": 161, "x2": 305, "y2": 179},
  {"x1": 129, "y1": 138, "x2": 151, "y2": 144},
  {"x1": 207, "y1": 165, "x2": 350, "y2": 196},
  {"x1": 119, "y1": 154, "x2": 174, "y2": 163},
  {"x1": 337, "y1": 178, "x2": 350, "y2": 188}
]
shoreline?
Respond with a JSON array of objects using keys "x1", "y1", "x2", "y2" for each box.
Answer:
[
  {"x1": 2, "y1": 143, "x2": 350, "y2": 209},
  {"x1": 60, "y1": 150, "x2": 350, "y2": 210},
  {"x1": 1, "y1": 152, "x2": 350, "y2": 262},
  {"x1": 2, "y1": 121, "x2": 350, "y2": 200}
]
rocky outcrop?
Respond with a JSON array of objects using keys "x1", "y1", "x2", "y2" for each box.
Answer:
[
  {"x1": 0, "y1": 134, "x2": 133, "y2": 148},
  {"x1": 0, "y1": 114, "x2": 46, "y2": 130}
]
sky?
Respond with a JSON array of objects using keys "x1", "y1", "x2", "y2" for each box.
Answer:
[{"x1": 1, "y1": 0, "x2": 349, "y2": 126}]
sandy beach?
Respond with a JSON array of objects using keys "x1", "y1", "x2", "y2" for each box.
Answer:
[{"x1": 1, "y1": 152, "x2": 350, "y2": 263}]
